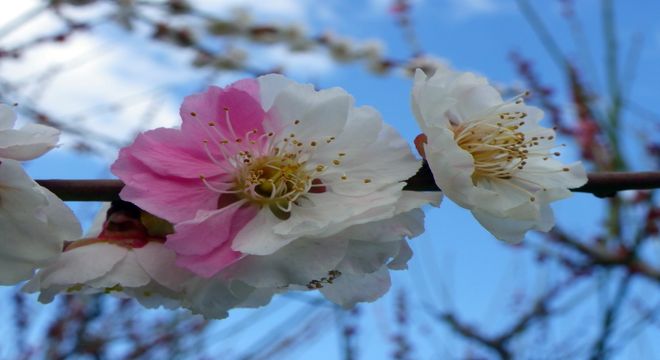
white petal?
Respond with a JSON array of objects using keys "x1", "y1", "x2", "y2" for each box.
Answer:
[
  {"x1": 31, "y1": 243, "x2": 128, "y2": 289},
  {"x1": 127, "y1": 283, "x2": 185, "y2": 310},
  {"x1": 231, "y1": 209, "x2": 297, "y2": 255},
  {"x1": 452, "y1": 79, "x2": 503, "y2": 121},
  {"x1": 0, "y1": 160, "x2": 78, "y2": 284},
  {"x1": 335, "y1": 208, "x2": 426, "y2": 243},
  {"x1": 270, "y1": 83, "x2": 351, "y2": 142},
  {"x1": 424, "y1": 126, "x2": 478, "y2": 209},
  {"x1": 236, "y1": 286, "x2": 277, "y2": 308},
  {"x1": 517, "y1": 159, "x2": 588, "y2": 191},
  {"x1": 472, "y1": 178, "x2": 540, "y2": 219},
  {"x1": 320, "y1": 267, "x2": 391, "y2": 308},
  {"x1": 41, "y1": 187, "x2": 83, "y2": 241},
  {"x1": 395, "y1": 191, "x2": 442, "y2": 213},
  {"x1": 182, "y1": 278, "x2": 265, "y2": 319},
  {"x1": 320, "y1": 122, "x2": 421, "y2": 197},
  {"x1": 472, "y1": 205, "x2": 555, "y2": 243},
  {"x1": 274, "y1": 183, "x2": 404, "y2": 238},
  {"x1": 0, "y1": 159, "x2": 48, "y2": 210},
  {"x1": 257, "y1": 73, "x2": 295, "y2": 110},
  {"x1": 387, "y1": 241, "x2": 413, "y2": 270},
  {"x1": 305, "y1": 105, "x2": 382, "y2": 167},
  {"x1": 0, "y1": 124, "x2": 60, "y2": 161},
  {"x1": 412, "y1": 70, "x2": 455, "y2": 129},
  {"x1": 133, "y1": 242, "x2": 192, "y2": 291},
  {"x1": 225, "y1": 236, "x2": 348, "y2": 288},
  {"x1": 87, "y1": 251, "x2": 152, "y2": 288},
  {"x1": 336, "y1": 240, "x2": 402, "y2": 274}
]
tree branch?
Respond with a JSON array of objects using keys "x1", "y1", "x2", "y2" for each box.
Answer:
[{"x1": 36, "y1": 167, "x2": 660, "y2": 202}]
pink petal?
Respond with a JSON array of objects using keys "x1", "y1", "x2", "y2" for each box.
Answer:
[
  {"x1": 167, "y1": 201, "x2": 258, "y2": 277},
  {"x1": 113, "y1": 152, "x2": 220, "y2": 223},
  {"x1": 167, "y1": 202, "x2": 247, "y2": 255},
  {"x1": 117, "y1": 128, "x2": 225, "y2": 179},
  {"x1": 180, "y1": 82, "x2": 268, "y2": 148},
  {"x1": 175, "y1": 241, "x2": 242, "y2": 278},
  {"x1": 231, "y1": 78, "x2": 260, "y2": 99}
]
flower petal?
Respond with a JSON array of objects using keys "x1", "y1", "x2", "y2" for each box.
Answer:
[
  {"x1": 0, "y1": 160, "x2": 79, "y2": 284},
  {"x1": 320, "y1": 267, "x2": 391, "y2": 308},
  {"x1": 180, "y1": 83, "x2": 268, "y2": 145},
  {"x1": 167, "y1": 201, "x2": 256, "y2": 256},
  {"x1": 87, "y1": 251, "x2": 152, "y2": 288},
  {"x1": 182, "y1": 279, "x2": 268, "y2": 319},
  {"x1": 273, "y1": 183, "x2": 404, "y2": 239},
  {"x1": 269, "y1": 82, "x2": 351, "y2": 142},
  {"x1": 256, "y1": 73, "x2": 295, "y2": 110},
  {"x1": 0, "y1": 124, "x2": 60, "y2": 161},
  {"x1": 224, "y1": 236, "x2": 348, "y2": 288},
  {"x1": 30, "y1": 243, "x2": 128, "y2": 289},
  {"x1": 231, "y1": 209, "x2": 298, "y2": 255},
  {"x1": 114, "y1": 152, "x2": 219, "y2": 223},
  {"x1": 319, "y1": 113, "x2": 421, "y2": 197},
  {"x1": 133, "y1": 242, "x2": 192, "y2": 291},
  {"x1": 472, "y1": 205, "x2": 555, "y2": 243},
  {"x1": 114, "y1": 127, "x2": 224, "y2": 179}
]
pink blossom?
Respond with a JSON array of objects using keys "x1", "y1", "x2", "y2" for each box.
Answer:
[{"x1": 113, "y1": 75, "x2": 427, "y2": 279}]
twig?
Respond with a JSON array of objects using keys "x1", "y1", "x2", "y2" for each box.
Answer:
[
  {"x1": 589, "y1": 273, "x2": 632, "y2": 360},
  {"x1": 36, "y1": 180, "x2": 123, "y2": 202},
  {"x1": 35, "y1": 168, "x2": 660, "y2": 202},
  {"x1": 404, "y1": 163, "x2": 660, "y2": 197}
]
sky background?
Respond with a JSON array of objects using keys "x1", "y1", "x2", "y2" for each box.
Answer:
[{"x1": 1, "y1": 0, "x2": 660, "y2": 358}]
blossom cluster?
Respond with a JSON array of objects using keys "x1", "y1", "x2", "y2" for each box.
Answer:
[
  {"x1": 0, "y1": 67, "x2": 586, "y2": 318},
  {"x1": 0, "y1": 104, "x2": 80, "y2": 285}
]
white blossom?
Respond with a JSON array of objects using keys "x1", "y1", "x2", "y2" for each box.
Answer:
[
  {"x1": 0, "y1": 104, "x2": 80, "y2": 284},
  {"x1": 24, "y1": 203, "x2": 191, "y2": 308},
  {"x1": 412, "y1": 68, "x2": 587, "y2": 242}
]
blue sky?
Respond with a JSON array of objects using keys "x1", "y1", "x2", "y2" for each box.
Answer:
[{"x1": 3, "y1": 0, "x2": 660, "y2": 358}]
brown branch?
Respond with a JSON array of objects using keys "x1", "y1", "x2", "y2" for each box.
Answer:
[
  {"x1": 439, "y1": 313, "x2": 511, "y2": 359},
  {"x1": 36, "y1": 180, "x2": 123, "y2": 202},
  {"x1": 550, "y1": 229, "x2": 660, "y2": 283},
  {"x1": 36, "y1": 167, "x2": 660, "y2": 202},
  {"x1": 404, "y1": 163, "x2": 660, "y2": 197}
]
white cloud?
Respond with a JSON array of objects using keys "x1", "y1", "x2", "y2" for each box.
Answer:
[
  {"x1": 0, "y1": 1, "x2": 60, "y2": 46},
  {"x1": 0, "y1": 0, "x2": 341, "y2": 157},
  {"x1": 0, "y1": 7, "x2": 204, "y2": 152},
  {"x1": 255, "y1": 44, "x2": 335, "y2": 78}
]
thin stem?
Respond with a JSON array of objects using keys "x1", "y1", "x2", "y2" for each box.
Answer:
[
  {"x1": 35, "y1": 169, "x2": 660, "y2": 201},
  {"x1": 515, "y1": 0, "x2": 568, "y2": 71}
]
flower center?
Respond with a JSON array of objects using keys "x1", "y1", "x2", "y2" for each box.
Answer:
[
  {"x1": 194, "y1": 108, "x2": 336, "y2": 219},
  {"x1": 453, "y1": 112, "x2": 533, "y2": 182},
  {"x1": 233, "y1": 154, "x2": 313, "y2": 219}
]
